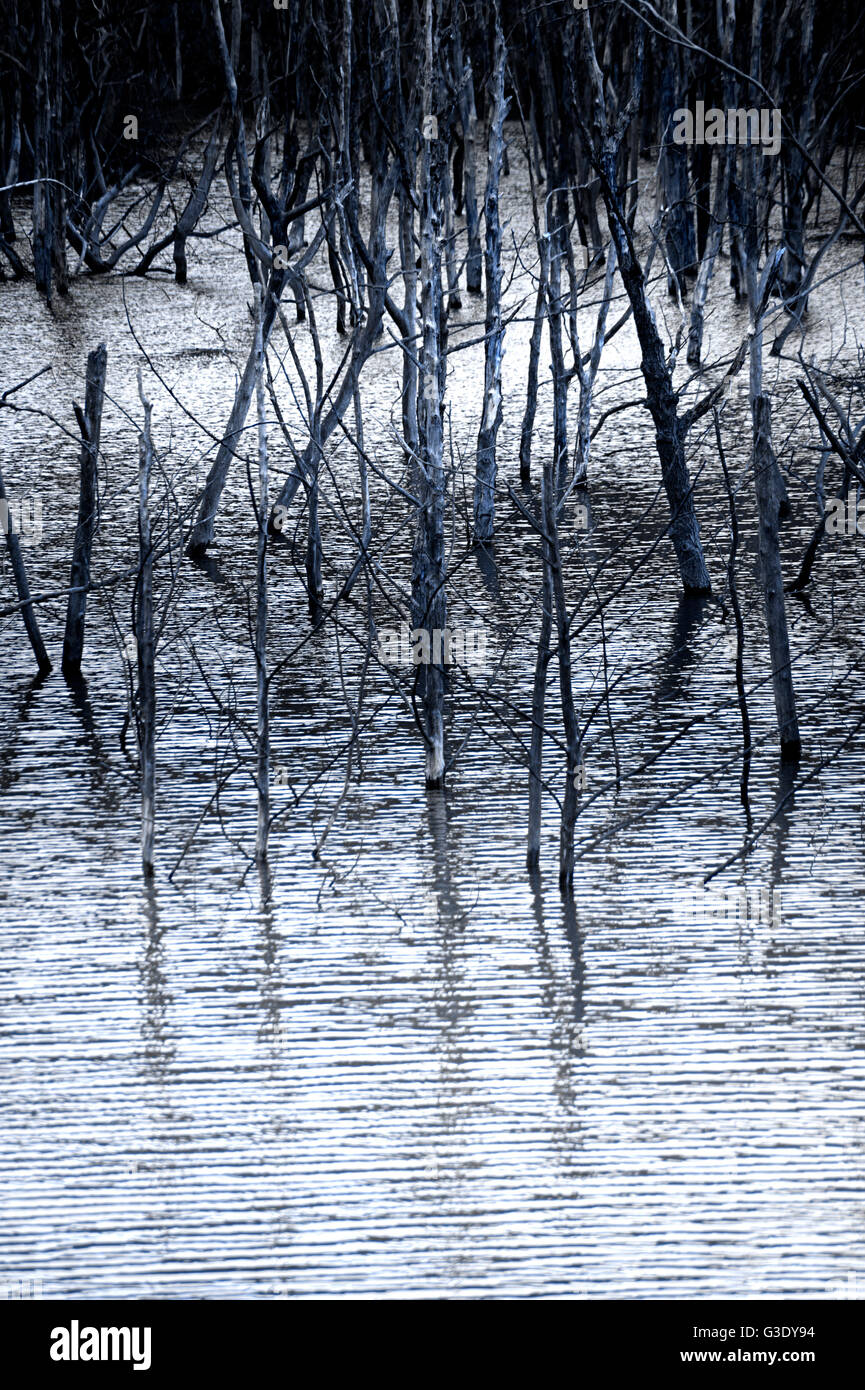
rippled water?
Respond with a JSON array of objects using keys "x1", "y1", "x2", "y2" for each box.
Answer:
[{"x1": 1, "y1": 141, "x2": 865, "y2": 1298}]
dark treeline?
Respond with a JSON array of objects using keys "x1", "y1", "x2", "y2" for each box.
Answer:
[
  {"x1": 2, "y1": 0, "x2": 865, "y2": 892},
  {"x1": 3, "y1": 2, "x2": 862, "y2": 299}
]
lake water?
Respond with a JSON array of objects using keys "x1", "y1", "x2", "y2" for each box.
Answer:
[{"x1": 1, "y1": 141, "x2": 864, "y2": 1298}]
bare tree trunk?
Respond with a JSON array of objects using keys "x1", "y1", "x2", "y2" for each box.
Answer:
[
  {"x1": 657, "y1": 0, "x2": 696, "y2": 294},
  {"x1": 687, "y1": 146, "x2": 729, "y2": 366},
  {"x1": 188, "y1": 267, "x2": 287, "y2": 555},
  {"x1": 442, "y1": 125, "x2": 462, "y2": 312},
  {"x1": 572, "y1": 243, "x2": 617, "y2": 484},
  {"x1": 526, "y1": 559, "x2": 552, "y2": 871},
  {"x1": 268, "y1": 164, "x2": 396, "y2": 530},
  {"x1": 413, "y1": 0, "x2": 447, "y2": 788},
  {"x1": 454, "y1": 31, "x2": 482, "y2": 295},
  {"x1": 136, "y1": 370, "x2": 156, "y2": 876},
  {"x1": 174, "y1": 113, "x2": 224, "y2": 284},
  {"x1": 753, "y1": 394, "x2": 801, "y2": 760},
  {"x1": 172, "y1": 2, "x2": 183, "y2": 101},
  {"x1": 541, "y1": 449, "x2": 580, "y2": 894},
  {"x1": 0, "y1": 465, "x2": 51, "y2": 675},
  {"x1": 209, "y1": 0, "x2": 260, "y2": 290},
  {"x1": 253, "y1": 284, "x2": 270, "y2": 864},
  {"x1": 574, "y1": 11, "x2": 713, "y2": 590},
  {"x1": 715, "y1": 409, "x2": 752, "y2": 817},
  {"x1": 687, "y1": 1, "x2": 735, "y2": 365},
  {"x1": 548, "y1": 191, "x2": 570, "y2": 483},
  {"x1": 399, "y1": 183, "x2": 419, "y2": 462},
  {"x1": 601, "y1": 152, "x2": 711, "y2": 593},
  {"x1": 305, "y1": 455, "x2": 323, "y2": 623},
  {"x1": 778, "y1": 0, "x2": 815, "y2": 315},
  {"x1": 519, "y1": 283, "x2": 545, "y2": 484},
  {"x1": 62, "y1": 344, "x2": 107, "y2": 675},
  {"x1": 473, "y1": 11, "x2": 507, "y2": 542},
  {"x1": 0, "y1": 0, "x2": 21, "y2": 246},
  {"x1": 33, "y1": 0, "x2": 66, "y2": 301}
]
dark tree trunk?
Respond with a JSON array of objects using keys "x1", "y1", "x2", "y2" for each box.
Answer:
[
  {"x1": 62, "y1": 345, "x2": 107, "y2": 675},
  {"x1": 0, "y1": 465, "x2": 51, "y2": 675},
  {"x1": 600, "y1": 152, "x2": 711, "y2": 593},
  {"x1": 473, "y1": 11, "x2": 507, "y2": 542},
  {"x1": 753, "y1": 397, "x2": 801, "y2": 759},
  {"x1": 136, "y1": 373, "x2": 156, "y2": 876},
  {"x1": 412, "y1": 0, "x2": 447, "y2": 788},
  {"x1": 33, "y1": 0, "x2": 67, "y2": 301}
]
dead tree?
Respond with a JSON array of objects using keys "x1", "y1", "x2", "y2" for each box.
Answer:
[
  {"x1": 577, "y1": 12, "x2": 712, "y2": 595},
  {"x1": 62, "y1": 344, "x2": 107, "y2": 676},
  {"x1": 753, "y1": 395, "x2": 800, "y2": 759},
  {"x1": 133, "y1": 111, "x2": 228, "y2": 283},
  {"x1": 33, "y1": 0, "x2": 66, "y2": 300},
  {"x1": 135, "y1": 369, "x2": 156, "y2": 876},
  {"x1": 187, "y1": 196, "x2": 329, "y2": 556},
  {"x1": 413, "y1": 0, "x2": 448, "y2": 788},
  {"x1": 473, "y1": 9, "x2": 507, "y2": 543},
  {"x1": 686, "y1": 0, "x2": 735, "y2": 366},
  {"x1": 0, "y1": 463, "x2": 50, "y2": 675},
  {"x1": 526, "y1": 559, "x2": 553, "y2": 872},
  {"x1": 253, "y1": 284, "x2": 270, "y2": 865},
  {"x1": 656, "y1": 0, "x2": 696, "y2": 295},
  {"x1": 453, "y1": 25, "x2": 482, "y2": 295}
]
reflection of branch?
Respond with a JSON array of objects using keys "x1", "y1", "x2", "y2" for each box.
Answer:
[{"x1": 704, "y1": 703, "x2": 865, "y2": 886}]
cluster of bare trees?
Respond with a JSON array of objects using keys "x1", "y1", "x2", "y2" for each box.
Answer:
[{"x1": 1, "y1": 0, "x2": 864, "y2": 895}]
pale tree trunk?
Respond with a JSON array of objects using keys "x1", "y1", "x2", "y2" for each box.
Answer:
[
  {"x1": 473, "y1": 11, "x2": 507, "y2": 542},
  {"x1": 686, "y1": 145, "x2": 729, "y2": 366},
  {"x1": 536, "y1": 44, "x2": 569, "y2": 482},
  {"x1": 187, "y1": 281, "x2": 282, "y2": 555},
  {"x1": 209, "y1": 0, "x2": 260, "y2": 290},
  {"x1": 572, "y1": 244, "x2": 617, "y2": 484},
  {"x1": 62, "y1": 344, "x2": 107, "y2": 675},
  {"x1": 268, "y1": 163, "x2": 396, "y2": 529},
  {"x1": 687, "y1": 0, "x2": 735, "y2": 366}
]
